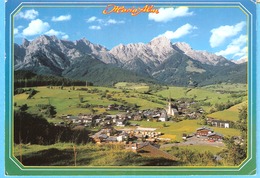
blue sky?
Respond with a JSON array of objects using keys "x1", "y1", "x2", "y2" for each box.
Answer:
[{"x1": 14, "y1": 5, "x2": 247, "y2": 60}]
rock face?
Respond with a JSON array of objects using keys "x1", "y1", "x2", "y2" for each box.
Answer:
[
  {"x1": 14, "y1": 35, "x2": 120, "y2": 74},
  {"x1": 14, "y1": 35, "x2": 246, "y2": 86},
  {"x1": 231, "y1": 58, "x2": 248, "y2": 64},
  {"x1": 110, "y1": 36, "x2": 175, "y2": 64},
  {"x1": 172, "y1": 42, "x2": 231, "y2": 66}
]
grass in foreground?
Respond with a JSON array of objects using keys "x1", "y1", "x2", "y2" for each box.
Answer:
[{"x1": 14, "y1": 143, "x2": 178, "y2": 166}]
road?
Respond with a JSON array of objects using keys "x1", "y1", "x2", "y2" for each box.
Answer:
[{"x1": 161, "y1": 136, "x2": 225, "y2": 148}]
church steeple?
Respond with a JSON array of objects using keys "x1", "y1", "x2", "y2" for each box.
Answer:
[
  {"x1": 167, "y1": 92, "x2": 173, "y2": 116},
  {"x1": 167, "y1": 91, "x2": 178, "y2": 116}
]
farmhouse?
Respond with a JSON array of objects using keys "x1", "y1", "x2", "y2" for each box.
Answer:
[
  {"x1": 196, "y1": 126, "x2": 213, "y2": 136},
  {"x1": 207, "y1": 132, "x2": 223, "y2": 141},
  {"x1": 158, "y1": 111, "x2": 168, "y2": 122},
  {"x1": 207, "y1": 118, "x2": 230, "y2": 128},
  {"x1": 115, "y1": 118, "x2": 127, "y2": 127}
]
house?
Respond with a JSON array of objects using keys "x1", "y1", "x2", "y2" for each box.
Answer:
[
  {"x1": 207, "y1": 118, "x2": 230, "y2": 128},
  {"x1": 133, "y1": 115, "x2": 142, "y2": 121},
  {"x1": 78, "y1": 113, "x2": 91, "y2": 119},
  {"x1": 196, "y1": 126, "x2": 213, "y2": 136},
  {"x1": 107, "y1": 104, "x2": 118, "y2": 110},
  {"x1": 207, "y1": 133, "x2": 223, "y2": 141},
  {"x1": 158, "y1": 111, "x2": 168, "y2": 122},
  {"x1": 116, "y1": 119, "x2": 126, "y2": 127}
]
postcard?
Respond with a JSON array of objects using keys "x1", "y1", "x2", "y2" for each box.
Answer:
[{"x1": 4, "y1": 0, "x2": 257, "y2": 176}]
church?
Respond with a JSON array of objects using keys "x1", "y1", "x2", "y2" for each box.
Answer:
[{"x1": 167, "y1": 100, "x2": 179, "y2": 117}]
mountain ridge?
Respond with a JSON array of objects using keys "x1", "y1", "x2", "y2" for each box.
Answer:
[{"x1": 14, "y1": 35, "x2": 247, "y2": 86}]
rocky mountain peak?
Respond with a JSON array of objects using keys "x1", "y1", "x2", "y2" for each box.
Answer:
[
  {"x1": 22, "y1": 38, "x2": 30, "y2": 48},
  {"x1": 231, "y1": 58, "x2": 247, "y2": 64},
  {"x1": 75, "y1": 37, "x2": 91, "y2": 47},
  {"x1": 149, "y1": 36, "x2": 172, "y2": 48},
  {"x1": 173, "y1": 42, "x2": 192, "y2": 53}
]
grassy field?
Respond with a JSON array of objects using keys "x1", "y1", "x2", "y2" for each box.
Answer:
[
  {"x1": 114, "y1": 82, "x2": 150, "y2": 92},
  {"x1": 155, "y1": 84, "x2": 246, "y2": 112},
  {"x1": 14, "y1": 86, "x2": 166, "y2": 116},
  {"x1": 207, "y1": 102, "x2": 247, "y2": 121},
  {"x1": 14, "y1": 83, "x2": 246, "y2": 116},
  {"x1": 14, "y1": 143, "x2": 178, "y2": 166},
  {"x1": 14, "y1": 83, "x2": 244, "y2": 142},
  {"x1": 202, "y1": 83, "x2": 247, "y2": 92},
  {"x1": 130, "y1": 120, "x2": 241, "y2": 142},
  {"x1": 162, "y1": 145, "x2": 224, "y2": 155}
]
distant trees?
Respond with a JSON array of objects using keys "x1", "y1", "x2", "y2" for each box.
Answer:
[
  {"x1": 36, "y1": 104, "x2": 57, "y2": 118},
  {"x1": 218, "y1": 105, "x2": 247, "y2": 166},
  {"x1": 14, "y1": 110, "x2": 90, "y2": 145},
  {"x1": 14, "y1": 70, "x2": 86, "y2": 89},
  {"x1": 214, "y1": 99, "x2": 242, "y2": 112}
]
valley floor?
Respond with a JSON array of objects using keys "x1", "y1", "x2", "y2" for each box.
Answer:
[{"x1": 13, "y1": 83, "x2": 247, "y2": 166}]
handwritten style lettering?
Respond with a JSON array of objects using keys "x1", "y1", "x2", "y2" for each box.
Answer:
[{"x1": 103, "y1": 4, "x2": 159, "y2": 16}]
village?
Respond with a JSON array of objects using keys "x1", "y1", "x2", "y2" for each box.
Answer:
[{"x1": 54, "y1": 98, "x2": 232, "y2": 155}]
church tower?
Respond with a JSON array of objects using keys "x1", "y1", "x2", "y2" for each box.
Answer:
[
  {"x1": 167, "y1": 101, "x2": 173, "y2": 116},
  {"x1": 167, "y1": 92, "x2": 178, "y2": 116}
]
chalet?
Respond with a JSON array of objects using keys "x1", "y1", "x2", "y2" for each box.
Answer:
[
  {"x1": 207, "y1": 118, "x2": 230, "y2": 128},
  {"x1": 196, "y1": 126, "x2": 213, "y2": 136},
  {"x1": 116, "y1": 119, "x2": 126, "y2": 127},
  {"x1": 103, "y1": 117, "x2": 113, "y2": 125},
  {"x1": 78, "y1": 113, "x2": 91, "y2": 119},
  {"x1": 158, "y1": 111, "x2": 168, "y2": 122},
  {"x1": 207, "y1": 133, "x2": 223, "y2": 141},
  {"x1": 107, "y1": 104, "x2": 118, "y2": 110},
  {"x1": 133, "y1": 115, "x2": 142, "y2": 121}
]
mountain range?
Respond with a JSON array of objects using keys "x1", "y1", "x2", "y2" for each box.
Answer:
[{"x1": 14, "y1": 35, "x2": 247, "y2": 86}]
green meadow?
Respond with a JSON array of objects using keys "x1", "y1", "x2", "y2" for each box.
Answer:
[
  {"x1": 13, "y1": 82, "x2": 247, "y2": 166},
  {"x1": 14, "y1": 143, "x2": 178, "y2": 166},
  {"x1": 130, "y1": 120, "x2": 241, "y2": 142},
  {"x1": 207, "y1": 102, "x2": 247, "y2": 121},
  {"x1": 14, "y1": 83, "x2": 245, "y2": 140},
  {"x1": 162, "y1": 145, "x2": 224, "y2": 155}
]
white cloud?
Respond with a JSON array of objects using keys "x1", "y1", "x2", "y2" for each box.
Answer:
[
  {"x1": 14, "y1": 28, "x2": 18, "y2": 35},
  {"x1": 106, "y1": 19, "x2": 125, "y2": 25},
  {"x1": 86, "y1": 16, "x2": 124, "y2": 26},
  {"x1": 215, "y1": 34, "x2": 247, "y2": 58},
  {"x1": 233, "y1": 46, "x2": 247, "y2": 59},
  {"x1": 89, "y1": 25, "x2": 101, "y2": 30},
  {"x1": 86, "y1": 16, "x2": 98, "y2": 23},
  {"x1": 148, "y1": 7, "x2": 193, "y2": 22},
  {"x1": 17, "y1": 25, "x2": 24, "y2": 29},
  {"x1": 23, "y1": 19, "x2": 50, "y2": 36},
  {"x1": 45, "y1": 29, "x2": 65, "y2": 36},
  {"x1": 44, "y1": 29, "x2": 69, "y2": 39},
  {"x1": 51, "y1": 15, "x2": 71, "y2": 22},
  {"x1": 62, "y1": 35, "x2": 69, "y2": 39},
  {"x1": 17, "y1": 9, "x2": 39, "y2": 20},
  {"x1": 158, "y1": 23, "x2": 197, "y2": 39},
  {"x1": 210, "y1": 21, "x2": 246, "y2": 48}
]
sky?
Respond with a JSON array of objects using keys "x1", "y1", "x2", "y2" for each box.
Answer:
[{"x1": 14, "y1": 5, "x2": 247, "y2": 61}]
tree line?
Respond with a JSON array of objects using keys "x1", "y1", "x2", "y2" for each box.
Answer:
[
  {"x1": 14, "y1": 110, "x2": 91, "y2": 145},
  {"x1": 14, "y1": 70, "x2": 86, "y2": 89}
]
